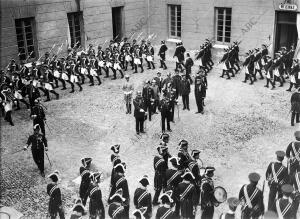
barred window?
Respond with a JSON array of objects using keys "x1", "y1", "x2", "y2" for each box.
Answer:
[
  {"x1": 15, "y1": 17, "x2": 37, "y2": 61},
  {"x1": 215, "y1": 8, "x2": 232, "y2": 43},
  {"x1": 168, "y1": 5, "x2": 181, "y2": 38},
  {"x1": 67, "y1": 12, "x2": 83, "y2": 48}
]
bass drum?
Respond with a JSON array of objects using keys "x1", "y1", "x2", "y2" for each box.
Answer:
[{"x1": 214, "y1": 186, "x2": 227, "y2": 205}]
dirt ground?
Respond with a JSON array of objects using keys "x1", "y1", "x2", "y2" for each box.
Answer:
[{"x1": 0, "y1": 58, "x2": 299, "y2": 218}]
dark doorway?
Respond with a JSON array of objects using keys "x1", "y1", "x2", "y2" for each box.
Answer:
[
  {"x1": 275, "y1": 11, "x2": 298, "y2": 52},
  {"x1": 112, "y1": 7, "x2": 124, "y2": 41}
]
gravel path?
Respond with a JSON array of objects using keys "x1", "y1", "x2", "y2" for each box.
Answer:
[{"x1": 0, "y1": 59, "x2": 298, "y2": 218}]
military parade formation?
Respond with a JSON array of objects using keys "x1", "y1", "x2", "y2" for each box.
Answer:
[{"x1": 2, "y1": 30, "x2": 300, "y2": 219}]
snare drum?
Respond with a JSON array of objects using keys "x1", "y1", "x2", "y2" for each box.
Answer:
[
  {"x1": 4, "y1": 102, "x2": 13, "y2": 112},
  {"x1": 90, "y1": 68, "x2": 97, "y2": 76},
  {"x1": 214, "y1": 186, "x2": 227, "y2": 204},
  {"x1": 134, "y1": 58, "x2": 141, "y2": 65},
  {"x1": 53, "y1": 70, "x2": 60, "y2": 78},
  {"x1": 146, "y1": 56, "x2": 153, "y2": 62},
  {"x1": 81, "y1": 67, "x2": 88, "y2": 75}
]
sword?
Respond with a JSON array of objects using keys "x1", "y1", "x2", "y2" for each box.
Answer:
[
  {"x1": 45, "y1": 120, "x2": 52, "y2": 135},
  {"x1": 45, "y1": 151, "x2": 52, "y2": 167}
]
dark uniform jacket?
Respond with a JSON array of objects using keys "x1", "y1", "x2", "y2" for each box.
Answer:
[
  {"x1": 158, "y1": 45, "x2": 168, "y2": 60},
  {"x1": 178, "y1": 181, "x2": 198, "y2": 218},
  {"x1": 109, "y1": 174, "x2": 130, "y2": 207},
  {"x1": 133, "y1": 187, "x2": 152, "y2": 219},
  {"x1": 47, "y1": 183, "x2": 63, "y2": 215},
  {"x1": 238, "y1": 184, "x2": 264, "y2": 217},
  {"x1": 88, "y1": 183, "x2": 105, "y2": 218},
  {"x1": 266, "y1": 161, "x2": 289, "y2": 188},
  {"x1": 180, "y1": 79, "x2": 190, "y2": 96},
  {"x1": 27, "y1": 133, "x2": 47, "y2": 150},
  {"x1": 178, "y1": 148, "x2": 192, "y2": 169},
  {"x1": 276, "y1": 197, "x2": 297, "y2": 219},
  {"x1": 153, "y1": 156, "x2": 168, "y2": 190},
  {"x1": 108, "y1": 202, "x2": 125, "y2": 219},
  {"x1": 31, "y1": 105, "x2": 45, "y2": 122},
  {"x1": 291, "y1": 92, "x2": 300, "y2": 113},
  {"x1": 155, "y1": 206, "x2": 175, "y2": 219}
]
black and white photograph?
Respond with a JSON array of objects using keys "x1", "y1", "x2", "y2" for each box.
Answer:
[{"x1": 1, "y1": 0, "x2": 300, "y2": 218}]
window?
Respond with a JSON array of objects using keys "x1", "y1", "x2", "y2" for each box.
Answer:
[
  {"x1": 215, "y1": 8, "x2": 232, "y2": 43},
  {"x1": 168, "y1": 5, "x2": 181, "y2": 38},
  {"x1": 67, "y1": 12, "x2": 83, "y2": 48},
  {"x1": 15, "y1": 17, "x2": 37, "y2": 61}
]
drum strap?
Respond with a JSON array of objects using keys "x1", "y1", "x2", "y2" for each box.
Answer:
[
  {"x1": 292, "y1": 142, "x2": 300, "y2": 161},
  {"x1": 49, "y1": 185, "x2": 58, "y2": 197},
  {"x1": 243, "y1": 185, "x2": 258, "y2": 209},
  {"x1": 112, "y1": 205, "x2": 124, "y2": 218},
  {"x1": 167, "y1": 171, "x2": 181, "y2": 187},
  {"x1": 271, "y1": 163, "x2": 284, "y2": 183},
  {"x1": 116, "y1": 177, "x2": 125, "y2": 188},
  {"x1": 180, "y1": 184, "x2": 193, "y2": 201},
  {"x1": 220, "y1": 213, "x2": 226, "y2": 219},
  {"x1": 161, "y1": 208, "x2": 173, "y2": 219},
  {"x1": 155, "y1": 159, "x2": 164, "y2": 170},
  {"x1": 276, "y1": 199, "x2": 291, "y2": 219},
  {"x1": 138, "y1": 190, "x2": 148, "y2": 205},
  {"x1": 295, "y1": 172, "x2": 300, "y2": 191}
]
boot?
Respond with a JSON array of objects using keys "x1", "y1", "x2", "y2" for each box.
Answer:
[
  {"x1": 286, "y1": 83, "x2": 293, "y2": 91},
  {"x1": 96, "y1": 76, "x2": 101, "y2": 85},
  {"x1": 77, "y1": 82, "x2": 83, "y2": 91},
  {"x1": 134, "y1": 65, "x2": 138, "y2": 73},
  {"x1": 120, "y1": 70, "x2": 124, "y2": 78},
  {"x1": 140, "y1": 65, "x2": 144, "y2": 73},
  {"x1": 129, "y1": 104, "x2": 132, "y2": 114}
]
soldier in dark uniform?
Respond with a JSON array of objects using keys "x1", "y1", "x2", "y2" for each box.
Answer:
[
  {"x1": 290, "y1": 165, "x2": 300, "y2": 213},
  {"x1": 153, "y1": 145, "x2": 168, "y2": 205},
  {"x1": 286, "y1": 131, "x2": 300, "y2": 176},
  {"x1": 165, "y1": 156, "x2": 183, "y2": 217},
  {"x1": 132, "y1": 207, "x2": 148, "y2": 219},
  {"x1": 201, "y1": 167, "x2": 216, "y2": 219},
  {"x1": 88, "y1": 172, "x2": 105, "y2": 219},
  {"x1": 79, "y1": 157, "x2": 92, "y2": 206},
  {"x1": 275, "y1": 184, "x2": 297, "y2": 219},
  {"x1": 290, "y1": 88, "x2": 300, "y2": 126},
  {"x1": 184, "y1": 53, "x2": 194, "y2": 84},
  {"x1": 156, "y1": 191, "x2": 175, "y2": 219},
  {"x1": 24, "y1": 124, "x2": 48, "y2": 176},
  {"x1": 239, "y1": 172, "x2": 264, "y2": 219},
  {"x1": 159, "y1": 93, "x2": 172, "y2": 133},
  {"x1": 178, "y1": 169, "x2": 198, "y2": 219},
  {"x1": 178, "y1": 139, "x2": 192, "y2": 169},
  {"x1": 194, "y1": 71, "x2": 207, "y2": 114},
  {"x1": 153, "y1": 72, "x2": 164, "y2": 93},
  {"x1": 172, "y1": 69, "x2": 182, "y2": 100},
  {"x1": 142, "y1": 81, "x2": 154, "y2": 121},
  {"x1": 242, "y1": 51, "x2": 255, "y2": 84},
  {"x1": 30, "y1": 98, "x2": 46, "y2": 136},
  {"x1": 174, "y1": 42, "x2": 186, "y2": 72},
  {"x1": 27, "y1": 79, "x2": 41, "y2": 110},
  {"x1": 47, "y1": 171, "x2": 65, "y2": 219},
  {"x1": 133, "y1": 175, "x2": 152, "y2": 219},
  {"x1": 266, "y1": 151, "x2": 289, "y2": 212},
  {"x1": 286, "y1": 59, "x2": 300, "y2": 92},
  {"x1": 219, "y1": 197, "x2": 239, "y2": 219},
  {"x1": 108, "y1": 189, "x2": 126, "y2": 219},
  {"x1": 133, "y1": 91, "x2": 146, "y2": 135},
  {"x1": 180, "y1": 74, "x2": 191, "y2": 111},
  {"x1": 158, "y1": 40, "x2": 168, "y2": 70},
  {"x1": 109, "y1": 163, "x2": 130, "y2": 219},
  {"x1": 188, "y1": 150, "x2": 202, "y2": 205}
]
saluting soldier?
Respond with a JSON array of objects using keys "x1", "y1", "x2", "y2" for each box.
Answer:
[
  {"x1": 178, "y1": 169, "x2": 198, "y2": 219},
  {"x1": 88, "y1": 172, "x2": 105, "y2": 219},
  {"x1": 238, "y1": 172, "x2": 264, "y2": 219},
  {"x1": 47, "y1": 171, "x2": 65, "y2": 219},
  {"x1": 275, "y1": 184, "x2": 297, "y2": 219},
  {"x1": 158, "y1": 40, "x2": 168, "y2": 70},
  {"x1": 109, "y1": 163, "x2": 130, "y2": 219},
  {"x1": 219, "y1": 197, "x2": 239, "y2": 219},
  {"x1": 286, "y1": 131, "x2": 300, "y2": 176},
  {"x1": 201, "y1": 167, "x2": 216, "y2": 219},
  {"x1": 108, "y1": 189, "x2": 127, "y2": 219},
  {"x1": 155, "y1": 191, "x2": 175, "y2": 219},
  {"x1": 133, "y1": 91, "x2": 146, "y2": 135},
  {"x1": 178, "y1": 139, "x2": 192, "y2": 169},
  {"x1": 153, "y1": 145, "x2": 168, "y2": 205},
  {"x1": 31, "y1": 98, "x2": 46, "y2": 136},
  {"x1": 23, "y1": 124, "x2": 48, "y2": 176},
  {"x1": 133, "y1": 175, "x2": 152, "y2": 219},
  {"x1": 266, "y1": 151, "x2": 289, "y2": 212},
  {"x1": 79, "y1": 157, "x2": 92, "y2": 206}
]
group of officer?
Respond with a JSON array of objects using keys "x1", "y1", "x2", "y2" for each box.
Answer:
[{"x1": 127, "y1": 66, "x2": 208, "y2": 135}]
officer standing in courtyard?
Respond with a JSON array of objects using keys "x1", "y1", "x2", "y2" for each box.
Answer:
[
  {"x1": 194, "y1": 71, "x2": 207, "y2": 114},
  {"x1": 24, "y1": 124, "x2": 48, "y2": 177},
  {"x1": 31, "y1": 98, "x2": 46, "y2": 136}
]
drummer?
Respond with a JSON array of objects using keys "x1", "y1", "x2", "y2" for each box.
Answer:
[{"x1": 122, "y1": 74, "x2": 134, "y2": 114}]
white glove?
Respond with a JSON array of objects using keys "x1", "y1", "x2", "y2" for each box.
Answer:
[{"x1": 23, "y1": 146, "x2": 28, "y2": 151}]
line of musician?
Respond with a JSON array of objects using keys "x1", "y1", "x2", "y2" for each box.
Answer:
[
  {"x1": 219, "y1": 41, "x2": 298, "y2": 91},
  {"x1": 0, "y1": 37, "x2": 169, "y2": 126}
]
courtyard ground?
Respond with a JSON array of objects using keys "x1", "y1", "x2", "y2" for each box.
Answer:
[{"x1": 0, "y1": 59, "x2": 298, "y2": 218}]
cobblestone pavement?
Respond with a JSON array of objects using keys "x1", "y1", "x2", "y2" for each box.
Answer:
[{"x1": 0, "y1": 58, "x2": 298, "y2": 218}]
